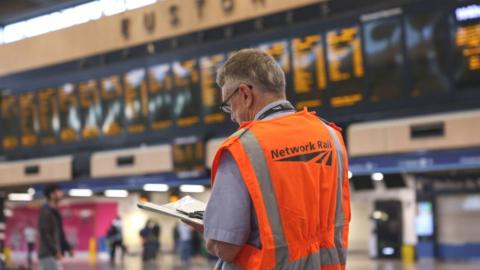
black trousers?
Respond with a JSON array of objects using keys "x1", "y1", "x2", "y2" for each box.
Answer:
[
  {"x1": 110, "y1": 240, "x2": 125, "y2": 263},
  {"x1": 27, "y1": 242, "x2": 34, "y2": 264}
]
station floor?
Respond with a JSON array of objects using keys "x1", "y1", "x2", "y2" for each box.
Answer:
[{"x1": 9, "y1": 253, "x2": 480, "y2": 270}]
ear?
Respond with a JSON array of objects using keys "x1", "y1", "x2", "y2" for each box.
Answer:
[{"x1": 239, "y1": 84, "x2": 254, "y2": 107}]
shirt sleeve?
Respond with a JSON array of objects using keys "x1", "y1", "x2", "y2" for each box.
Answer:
[{"x1": 204, "y1": 151, "x2": 252, "y2": 246}]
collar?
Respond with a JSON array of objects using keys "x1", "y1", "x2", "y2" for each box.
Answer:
[{"x1": 254, "y1": 100, "x2": 295, "y2": 120}]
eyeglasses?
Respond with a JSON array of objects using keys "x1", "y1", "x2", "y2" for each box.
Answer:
[{"x1": 219, "y1": 84, "x2": 252, "y2": 114}]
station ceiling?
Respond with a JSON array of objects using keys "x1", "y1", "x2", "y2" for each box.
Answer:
[{"x1": 0, "y1": 0, "x2": 85, "y2": 26}]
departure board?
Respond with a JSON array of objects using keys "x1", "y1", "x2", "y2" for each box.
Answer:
[
  {"x1": 173, "y1": 59, "x2": 201, "y2": 127},
  {"x1": 19, "y1": 92, "x2": 38, "y2": 147},
  {"x1": 453, "y1": 19, "x2": 480, "y2": 88},
  {"x1": 1, "y1": 93, "x2": 19, "y2": 150},
  {"x1": 327, "y1": 26, "x2": 365, "y2": 107},
  {"x1": 201, "y1": 54, "x2": 226, "y2": 124},
  {"x1": 405, "y1": 10, "x2": 450, "y2": 96},
  {"x1": 100, "y1": 76, "x2": 123, "y2": 137},
  {"x1": 258, "y1": 40, "x2": 291, "y2": 74},
  {"x1": 58, "y1": 83, "x2": 80, "y2": 142},
  {"x1": 291, "y1": 34, "x2": 327, "y2": 109},
  {"x1": 364, "y1": 17, "x2": 404, "y2": 102},
  {"x1": 147, "y1": 64, "x2": 173, "y2": 130},
  {"x1": 172, "y1": 137, "x2": 205, "y2": 178},
  {"x1": 38, "y1": 88, "x2": 59, "y2": 145},
  {"x1": 78, "y1": 80, "x2": 101, "y2": 139},
  {"x1": 124, "y1": 69, "x2": 148, "y2": 134}
]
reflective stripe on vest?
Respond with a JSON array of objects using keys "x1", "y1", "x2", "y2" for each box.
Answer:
[
  {"x1": 326, "y1": 126, "x2": 347, "y2": 265},
  {"x1": 223, "y1": 123, "x2": 347, "y2": 269}
]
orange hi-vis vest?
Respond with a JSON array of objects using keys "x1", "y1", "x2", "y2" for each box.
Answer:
[{"x1": 211, "y1": 109, "x2": 351, "y2": 270}]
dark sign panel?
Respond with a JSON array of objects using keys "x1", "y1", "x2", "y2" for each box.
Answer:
[
  {"x1": 78, "y1": 80, "x2": 102, "y2": 139},
  {"x1": 327, "y1": 26, "x2": 365, "y2": 107},
  {"x1": 100, "y1": 76, "x2": 123, "y2": 137},
  {"x1": 291, "y1": 34, "x2": 327, "y2": 110},
  {"x1": 19, "y1": 92, "x2": 38, "y2": 147},
  {"x1": 405, "y1": 10, "x2": 450, "y2": 97},
  {"x1": 1, "y1": 93, "x2": 19, "y2": 150},
  {"x1": 172, "y1": 136, "x2": 205, "y2": 178},
  {"x1": 147, "y1": 64, "x2": 174, "y2": 130},
  {"x1": 258, "y1": 40, "x2": 291, "y2": 74},
  {"x1": 58, "y1": 83, "x2": 80, "y2": 143},
  {"x1": 201, "y1": 54, "x2": 226, "y2": 124},
  {"x1": 173, "y1": 59, "x2": 201, "y2": 127},
  {"x1": 38, "y1": 88, "x2": 59, "y2": 145},
  {"x1": 124, "y1": 69, "x2": 149, "y2": 134},
  {"x1": 364, "y1": 17, "x2": 404, "y2": 102}
]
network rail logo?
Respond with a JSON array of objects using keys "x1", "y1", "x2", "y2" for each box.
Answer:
[{"x1": 270, "y1": 140, "x2": 334, "y2": 166}]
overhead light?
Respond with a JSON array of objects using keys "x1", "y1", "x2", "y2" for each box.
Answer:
[
  {"x1": 3, "y1": 209, "x2": 13, "y2": 217},
  {"x1": 456, "y1": 4, "x2": 480, "y2": 22},
  {"x1": 8, "y1": 193, "x2": 33, "y2": 202},
  {"x1": 27, "y1": 188, "x2": 35, "y2": 195},
  {"x1": 143, "y1": 184, "x2": 169, "y2": 192},
  {"x1": 373, "y1": 211, "x2": 383, "y2": 220},
  {"x1": 371, "y1": 172, "x2": 384, "y2": 181},
  {"x1": 382, "y1": 247, "x2": 395, "y2": 256},
  {"x1": 348, "y1": 171, "x2": 353, "y2": 179},
  {"x1": 180, "y1": 185, "x2": 205, "y2": 193},
  {"x1": 69, "y1": 189, "x2": 93, "y2": 197},
  {"x1": 104, "y1": 189, "x2": 129, "y2": 198}
]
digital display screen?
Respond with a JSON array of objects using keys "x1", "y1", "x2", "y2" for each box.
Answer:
[
  {"x1": 100, "y1": 76, "x2": 123, "y2": 137},
  {"x1": 292, "y1": 34, "x2": 327, "y2": 109},
  {"x1": 327, "y1": 26, "x2": 365, "y2": 107},
  {"x1": 78, "y1": 80, "x2": 101, "y2": 139},
  {"x1": 172, "y1": 137, "x2": 205, "y2": 178},
  {"x1": 147, "y1": 64, "x2": 173, "y2": 130},
  {"x1": 38, "y1": 88, "x2": 59, "y2": 145},
  {"x1": 173, "y1": 59, "x2": 201, "y2": 127},
  {"x1": 1, "y1": 93, "x2": 19, "y2": 150},
  {"x1": 453, "y1": 18, "x2": 480, "y2": 88},
  {"x1": 19, "y1": 92, "x2": 38, "y2": 147},
  {"x1": 201, "y1": 54, "x2": 226, "y2": 124},
  {"x1": 405, "y1": 10, "x2": 450, "y2": 96},
  {"x1": 364, "y1": 17, "x2": 404, "y2": 102},
  {"x1": 416, "y1": 201, "x2": 434, "y2": 237},
  {"x1": 124, "y1": 69, "x2": 148, "y2": 134},
  {"x1": 258, "y1": 40, "x2": 291, "y2": 74},
  {"x1": 58, "y1": 83, "x2": 80, "y2": 142}
]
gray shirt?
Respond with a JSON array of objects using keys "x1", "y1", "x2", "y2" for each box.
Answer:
[{"x1": 204, "y1": 100, "x2": 295, "y2": 248}]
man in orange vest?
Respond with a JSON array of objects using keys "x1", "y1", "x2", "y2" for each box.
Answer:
[{"x1": 188, "y1": 49, "x2": 351, "y2": 269}]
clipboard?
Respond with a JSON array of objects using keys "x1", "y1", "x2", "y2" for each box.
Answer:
[{"x1": 137, "y1": 195, "x2": 206, "y2": 225}]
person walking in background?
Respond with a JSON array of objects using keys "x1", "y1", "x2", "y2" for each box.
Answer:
[
  {"x1": 177, "y1": 222, "x2": 193, "y2": 266},
  {"x1": 152, "y1": 221, "x2": 161, "y2": 256},
  {"x1": 23, "y1": 222, "x2": 36, "y2": 267},
  {"x1": 140, "y1": 219, "x2": 158, "y2": 262},
  {"x1": 106, "y1": 216, "x2": 126, "y2": 265},
  {"x1": 38, "y1": 184, "x2": 73, "y2": 270}
]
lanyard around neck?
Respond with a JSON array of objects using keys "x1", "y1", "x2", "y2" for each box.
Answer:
[{"x1": 256, "y1": 103, "x2": 296, "y2": 120}]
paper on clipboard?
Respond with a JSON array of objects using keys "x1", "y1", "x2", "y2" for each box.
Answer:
[{"x1": 137, "y1": 195, "x2": 206, "y2": 225}]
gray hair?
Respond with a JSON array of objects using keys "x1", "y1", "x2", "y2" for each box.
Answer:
[{"x1": 216, "y1": 48, "x2": 286, "y2": 95}]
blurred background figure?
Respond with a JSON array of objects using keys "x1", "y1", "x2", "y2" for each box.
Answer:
[
  {"x1": 152, "y1": 221, "x2": 161, "y2": 256},
  {"x1": 38, "y1": 184, "x2": 73, "y2": 270},
  {"x1": 106, "y1": 216, "x2": 126, "y2": 265},
  {"x1": 177, "y1": 222, "x2": 193, "y2": 266},
  {"x1": 140, "y1": 219, "x2": 158, "y2": 263},
  {"x1": 23, "y1": 222, "x2": 35, "y2": 267}
]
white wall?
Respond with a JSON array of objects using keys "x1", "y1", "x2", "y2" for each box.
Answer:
[
  {"x1": 437, "y1": 194, "x2": 480, "y2": 244},
  {"x1": 348, "y1": 200, "x2": 370, "y2": 252}
]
